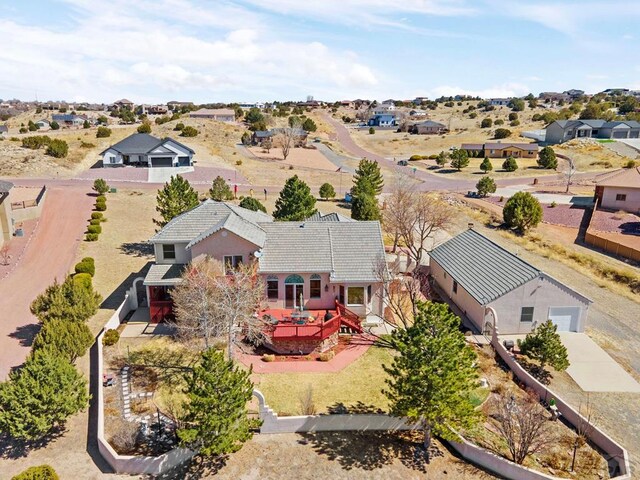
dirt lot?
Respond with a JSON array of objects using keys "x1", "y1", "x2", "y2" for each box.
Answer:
[{"x1": 246, "y1": 145, "x2": 338, "y2": 171}]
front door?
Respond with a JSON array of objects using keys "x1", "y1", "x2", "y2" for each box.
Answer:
[
  {"x1": 285, "y1": 284, "x2": 303, "y2": 308},
  {"x1": 339, "y1": 285, "x2": 345, "y2": 304}
]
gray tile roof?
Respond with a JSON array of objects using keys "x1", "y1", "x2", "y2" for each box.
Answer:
[
  {"x1": 0, "y1": 180, "x2": 13, "y2": 193},
  {"x1": 143, "y1": 263, "x2": 184, "y2": 286},
  {"x1": 429, "y1": 229, "x2": 540, "y2": 305},
  {"x1": 100, "y1": 133, "x2": 195, "y2": 156},
  {"x1": 306, "y1": 211, "x2": 355, "y2": 222},
  {"x1": 258, "y1": 221, "x2": 385, "y2": 282},
  {"x1": 150, "y1": 200, "x2": 272, "y2": 245},
  {"x1": 416, "y1": 120, "x2": 446, "y2": 127}
]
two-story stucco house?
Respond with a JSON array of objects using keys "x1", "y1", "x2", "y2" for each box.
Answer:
[
  {"x1": 143, "y1": 201, "x2": 387, "y2": 328},
  {"x1": 100, "y1": 133, "x2": 194, "y2": 168},
  {"x1": 429, "y1": 229, "x2": 591, "y2": 335},
  {"x1": 595, "y1": 167, "x2": 640, "y2": 214}
]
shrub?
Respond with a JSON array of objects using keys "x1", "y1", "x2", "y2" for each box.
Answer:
[
  {"x1": 494, "y1": 128, "x2": 512, "y2": 139},
  {"x1": 494, "y1": 119, "x2": 504, "y2": 125},
  {"x1": 89, "y1": 218, "x2": 101, "y2": 226},
  {"x1": 96, "y1": 126, "x2": 112, "y2": 138},
  {"x1": 103, "y1": 329, "x2": 120, "y2": 346},
  {"x1": 318, "y1": 351, "x2": 335, "y2": 362},
  {"x1": 480, "y1": 118, "x2": 492, "y2": 128},
  {"x1": 368, "y1": 127, "x2": 375, "y2": 134},
  {"x1": 508, "y1": 112, "x2": 518, "y2": 121},
  {"x1": 624, "y1": 159, "x2": 637, "y2": 168},
  {"x1": 174, "y1": 122, "x2": 185, "y2": 131},
  {"x1": 476, "y1": 176, "x2": 497, "y2": 197},
  {"x1": 409, "y1": 154, "x2": 424, "y2": 160},
  {"x1": 238, "y1": 196, "x2": 267, "y2": 213},
  {"x1": 80, "y1": 141, "x2": 95, "y2": 148},
  {"x1": 75, "y1": 260, "x2": 95, "y2": 277},
  {"x1": 73, "y1": 273, "x2": 93, "y2": 291},
  {"x1": 46, "y1": 139, "x2": 69, "y2": 158},
  {"x1": 87, "y1": 225, "x2": 102, "y2": 234},
  {"x1": 95, "y1": 202, "x2": 106, "y2": 211},
  {"x1": 503, "y1": 191, "x2": 542, "y2": 232},
  {"x1": 85, "y1": 233, "x2": 99, "y2": 241},
  {"x1": 510, "y1": 119, "x2": 520, "y2": 126},
  {"x1": 502, "y1": 156, "x2": 518, "y2": 172},
  {"x1": 91, "y1": 212, "x2": 103, "y2": 220},
  {"x1": 180, "y1": 126, "x2": 198, "y2": 137},
  {"x1": 262, "y1": 354, "x2": 275, "y2": 362},
  {"x1": 12, "y1": 465, "x2": 59, "y2": 480},
  {"x1": 92, "y1": 178, "x2": 110, "y2": 195},
  {"x1": 19, "y1": 127, "x2": 28, "y2": 134},
  {"x1": 550, "y1": 201, "x2": 557, "y2": 208},
  {"x1": 96, "y1": 195, "x2": 106, "y2": 203},
  {"x1": 236, "y1": 159, "x2": 242, "y2": 166},
  {"x1": 319, "y1": 182, "x2": 336, "y2": 200},
  {"x1": 480, "y1": 157, "x2": 493, "y2": 173},
  {"x1": 469, "y1": 112, "x2": 477, "y2": 119},
  {"x1": 22, "y1": 136, "x2": 51, "y2": 150},
  {"x1": 537, "y1": 146, "x2": 558, "y2": 169},
  {"x1": 137, "y1": 122, "x2": 151, "y2": 134}
]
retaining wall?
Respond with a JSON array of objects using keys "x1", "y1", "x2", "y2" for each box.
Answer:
[
  {"x1": 11, "y1": 186, "x2": 47, "y2": 223},
  {"x1": 96, "y1": 298, "x2": 195, "y2": 475},
  {"x1": 490, "y1": 326, "x2": 631, "y2": 479}
]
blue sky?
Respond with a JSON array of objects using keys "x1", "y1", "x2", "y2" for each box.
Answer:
[{"x1": 1, "y1": 0, "x2": 639, "y2": 103}]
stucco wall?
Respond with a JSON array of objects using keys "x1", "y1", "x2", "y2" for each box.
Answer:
[
  {"x1": 0, "y1": 192, "x2": 13, "y2": 243},
  {"x1": 545, "y1": 122, "x2": 566, "y2": 144},
  {"x1": 600, "y1": 186, "x2": 640, "y2": 213},
  {"x1": 189, "y1": 229, "x2": 260, "y2": 265},
  {"x1": 10, "y1": 187, "x2": 47, "y2": 223},
  {"x1": 154, "y1": 242, "x2": 190, "y2": 264},
  {"x1": 430, "y1": 259, "x2": 486, "y2": 330},
  {"x1": 102, "y1": 149, "x2": 122, "y2": 167},
  {"x1": 488, "y1": 274, "x2": 588, "y2": 334},
  {"x1": 264, "y1": 272, "x2": 335, "y2": 310}
]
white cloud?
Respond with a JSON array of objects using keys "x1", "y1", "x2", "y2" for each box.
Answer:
[{"x1": 0, "y1": 1, "x2": 379, "y2": 102}]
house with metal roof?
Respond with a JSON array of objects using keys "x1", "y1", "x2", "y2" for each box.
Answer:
[
  {"x1": 595, "y1": 166, "x2": 640, "y2": 213},
  {"x1": 100, "y1": 133, "x2": 194, "y2": 168},
  {"x1": 429, "y1": 229, "x2": 591, "y2": 334},
  {"x1": 143, "y1": 200, "x2": 386, "y2": 327},
  {"x1": 545, "y1": 119, "x2": 640, "y2": 144}
]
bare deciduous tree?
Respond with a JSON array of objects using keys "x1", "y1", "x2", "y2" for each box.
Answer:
[
  {"x1": 564, "y1": 157, "x2": 577, "y2": 193},
  {"x1": 384, "y1": 180, "x2": 453, "y2": 267},
  {"x1": 373, "y1": 257, "x2": 422, "y2": 332},
  {"x1": 275, "y1": 119, "x2": 302, "y2": 161},
  {"x1": 490, "y1": 390, "x2": 553, "y2": 465},
  {"x1": 170, "y1": 258, "x2": 267, "y2": 358},
  {"x1": 262, "y1": 136, "x2": 272, "y2": 153}
]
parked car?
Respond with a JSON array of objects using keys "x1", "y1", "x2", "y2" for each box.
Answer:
[{"x1": 397, "y1": 159, "x2": 408, "y2": 166}]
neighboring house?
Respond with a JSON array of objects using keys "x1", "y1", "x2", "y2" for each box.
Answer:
[
  {"x1": 408, "y1": 109, "x2": 428, "y2": 118},
  {"x1": 143, "y1": 201, "x2": 386, "y2": 352},
  {"x1": 239, "y1": 102, "x2": 265, "y2": 110},
  {"x1": 539, "y1": 92, "x2": 571, "y2": 103},
  {"x1": 461, "y1": 142, "x2": 538, "y2": 158},
  {"x1": 251, "y1": 128, "x2": 308, "y2": 147},
  {"x1": 0, "y1": 125, "x2": 8, "y2": 136},
  {"x1": 564, "y1": 89, "x2": 585, "y2": 99},
  {"x1": 112, "y1": 98, "x2": 135, "y2": 110},
  {"x1": 368, "y1": 114, "x2": 397, "y2": 127},
  {"x1": 167, "y1": 101, "x2": 194, "y2": 110},
  {"x1": 372, "y1": 102, "x2": 395, "y2": 115},
  {"x1": 189, "y1": 108, "x2": 236, "y2": 122},
  {"x1": 51, "y1": 114, "x2": 87, "y2": 128},
  {"x1": 409, "y1": 120, "x2": 448, "y2": 135},
  {"x1": 35, "y1": 119, "x2": 50, "y2": 129},
  {"x1": 100, "y1": 133, "x2": 194, "y2": 168},
  {"x1": 488, "y1": 98, "x2": 511, "y2": 106},
  {"x1": 594, "y1": 167, "x2": 640, "y2": 213},
  {"x1": 0, "y1": 180, "x2": 13, "y2": 245},
  {"x1": 545, "y1": 119, "x2": 640, "y2": 144},
  {"x1": 140, "y1": 104, "x2": 168, "y2": 115},
  {"x1": 430, "y1": 229, "x2": 591, "y2": 334}
]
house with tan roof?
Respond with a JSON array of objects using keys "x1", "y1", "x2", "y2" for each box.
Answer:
[
  {"x1": 143, "y1": 201, "x2": 387, "y2": 353},
  {"x1": 595, "y1": 167, "x2": 640, "y2": 213},
  {"x1": 461, "y1": 142, "x2": 538, "y2": 159},
  {"x1": 189, "y1": 108, "x2": 236, "y2": 122}
]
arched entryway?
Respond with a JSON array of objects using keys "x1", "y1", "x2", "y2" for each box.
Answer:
[{"x1": 284, "y1": 274, "x2": 304, "y2": 309}]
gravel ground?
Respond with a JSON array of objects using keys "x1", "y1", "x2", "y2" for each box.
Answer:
[
  {"x1": 590, "y1": 208, "x2": 640, "y2": 234},
  {"x1": 482, "y1": 197, "x2": 587, "y2": 228}
]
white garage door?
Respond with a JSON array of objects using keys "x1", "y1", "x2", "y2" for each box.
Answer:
[{"x1": 548, "y1": 307, "x2": 580, "y2": 331}]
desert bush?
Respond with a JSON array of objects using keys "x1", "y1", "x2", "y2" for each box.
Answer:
[
  {"x1": 298, "y1": 385, "x2": 316, "y2": 415},
  {"x1": 12, "y1": 465, "x2": 59, "y2": 480},
  {"x1": 494, "y1": 128, "x2": 512, "y2": 139},
  {"x1": 108, "y1": 419, "x2": 139, "y2": 454},
  {"x1": 409, "y1": 154, "x2": 424, "y2": 160},
  {"x1": 174, "y1": 122, "x2": 185, "y2": 131},
  {"x1": 95, "y1": 202, "x2": 106, "y2": 211},
  {"x1": 91, "y1": 212, "x2": 103, "y2": 220},
  {"x1": 236, "y1": 159, "x2": 242, "y2": 166},
  {"x1": 73, "y1": 273, "x2": 93, "y2": 291},
  {"x1": 103, "y1": 329, "x2": 120, "y2": 346},
  {"x1": 89, "y1": 218, "x2": 101, "y2": 226},
  {"x1": 318, "y1": 351, "x2": 335, "y2": 362},
  {"x1": 96, "y1": 195, "x2": 106, "y2": 203},
  {"x1": 85, "y1": 233, "x2": 99, "y2": 241},
  {"x1": 180, "y1": 126, "x2": 198, "y2": 137},
  {"x1": 624, "y1": 159, "x2": 637, "y2": 168},
  {"x1": 80, "y1": 141, "x2": 95, "y2": 148},
  {"x1": 74, "y1": 259, "x2": 95, "y2": 277},
  {"x1": 262, "y1": 354, "x2": 275, "y2": 362},
  {"x1": 96, "y1": 126, "x2": 112, "y2": 138},
  {"x1": 87, "y1": 225, "x2": 102, "y2": 234},
  {"x1": 368, "y1": 127, "x2": 375, "y2": 134},
  {"x1": 46, "y1": 139, "x2": 69, "y2": 158},
  {"x1": 22, "y1": 135, "x2": 51, "y2": 150},
  {"x1": 494, "y1": 119, "x2": 504, "y2": 125}
]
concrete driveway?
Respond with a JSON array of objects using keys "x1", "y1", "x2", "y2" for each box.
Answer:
[
  {"x1": 559, "y1": 332, "x2": 640, "y2": 393},
  {"x1": 492, "y1": 186, "x2": 594, "y2": 206}
]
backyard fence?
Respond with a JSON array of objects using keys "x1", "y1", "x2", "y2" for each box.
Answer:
[
  {"x1": 10, "y1": 185, "x2": 47, "y2": 223},
  {"x1": 584, "y1": 198, "x2": 640, "y2": 263}
]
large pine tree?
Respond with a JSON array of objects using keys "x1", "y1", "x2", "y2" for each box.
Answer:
[
  {"x1": 273, "y1": 175, "x2": 317, "y2": 221},
  {"x1": 178, "y1": 349, "x2": 254, "y2": 456},
  {"x1": 209, "y1": 176, "x2": 234, "y2": 202},
  {"x1": 32, "y1": 319, "x2": 94, "y2": 363},
  {"x1": 384, "y1": 301, "x2": 479, "y2": 455},
  {"x1": 0, "y1": 351, "x2": 89, "y2": 440},
  {"x1": 352, "y1": 158, "x2": 384, "y2": 197},
  {"x1": 30, "y1": 276, "x2": 102, "y2": 324},
  {"x1": 154, "y1": 175, "x2": 199, "y2": 228}
]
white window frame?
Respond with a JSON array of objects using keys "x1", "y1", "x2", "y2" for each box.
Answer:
[
  {"x1": 223, "y1": 255, "x2": 243, "y2": 273},
  {"x1": 347, "y1": 286, "x2": 365, "y2": 307},
  {"x1": 162, "y1": 244, "x2": 176, "y2": 260}
]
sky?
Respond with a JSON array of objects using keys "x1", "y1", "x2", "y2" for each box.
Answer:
[{"x1": 1, "y1": 0, "x2": 639, "y2": 104}]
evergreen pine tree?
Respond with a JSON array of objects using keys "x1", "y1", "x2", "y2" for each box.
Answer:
[
  {"x1": 32, "y1": 319, "x2": 94, "y2": 363},
  {"x1": 238, "y1": 197, "x2": 267, "y2": 213},
  {"x1": 383, "y1": 301, "x2": 479, "y2": 454},
  {"x1": 273, "y1": 175, "x2": 317, "y2": 221},
  {"x1": 209, "y1": 176, "x2": 234, "y2": 201},
  {"x1": 30, "y1": 276, "x2": 102, "y2": 324},
  {"x1": 503, "y1": 191, "x2": 542, "y2": 232},
  {"x1": 518, "y1": 320, "x2": 570, "y2": 373},
  {"x1": 352, "y1": 158, "x2": 384, "y2": 197},
  {"x1": 351, "y1": 194, "x2": 381, "y2": 221},
  {"x1": 480, "y1": 157, "x2": 493, "y2": 173},
  {"x1": 154, "y1": 175, "x2": 199, "y2": 228},
  {"x1": 178, "y1": 349, "x2": 254, "y2": 456}
]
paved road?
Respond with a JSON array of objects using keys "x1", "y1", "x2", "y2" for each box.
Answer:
[
  {"x1": 0, "y1": 185, "x2": 94, "y2": 379},
  {"x1": 320, "y1": 113, "x2": 600, "y2": 192}
]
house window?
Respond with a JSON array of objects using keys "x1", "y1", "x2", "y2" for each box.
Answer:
[
  {"x1": 223, "y1": 255, "x2": 243, "y2": 273},
  {"x1": 162, "y1": 244, "x2": 176, "y2": 260},
  {"x1": 520, "y1": 307, "x2": 534, "y2": 322},
  {"x1": 266, "y1": 276, "x2": 278, "y2": 300},
  {"x1": 616, "y1": 194, "x2": 627, "y2": 201},
  {"x1": 310, "y1": 274, "x2": 322, "y2": 298},
  {"x1": 453, "y1": 280, "x2": 458, "y2": 294},
  {"x1": 347, "y1": 287, "x2": 365, "y2": 306}
]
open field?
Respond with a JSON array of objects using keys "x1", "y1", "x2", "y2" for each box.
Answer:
[{"x1": 247, "y1": 145, "x2": 338, "y2": 171}]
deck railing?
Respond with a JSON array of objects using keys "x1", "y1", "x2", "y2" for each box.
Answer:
[
  {"x1": 269, "y1": 315, "x2": 341, "y2": 341},
  {"x1": 335, "y1": 301, "x2": 363, "y2": 332}
]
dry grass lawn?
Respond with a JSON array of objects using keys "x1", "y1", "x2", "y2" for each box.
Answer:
[
  {"x1": 255, "y1": 346, "x2": 394, "y2": 416},
  {"x1": 247, "y1": 145, "x2": 338, "y2": 171}
]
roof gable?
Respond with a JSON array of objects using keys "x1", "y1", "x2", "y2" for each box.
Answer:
[{"x1": 596, "y1": 167, "x2": 640, "y2": 188}]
